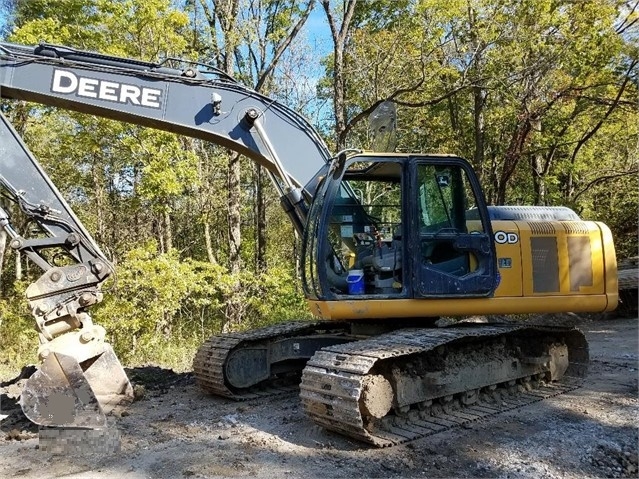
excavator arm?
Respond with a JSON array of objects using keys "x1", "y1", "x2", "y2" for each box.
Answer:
[
  {"x1": 0, "y1": 110, "x2": 129, "y2": 428},
  {"x1": 0, "y1": 42, "x2": 331, "y2": 428},
  {"x1": 0, "y1": 113, "x2": 110, "y2": 334}
]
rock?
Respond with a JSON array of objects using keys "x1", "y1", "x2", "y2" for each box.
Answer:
[
  {"x1": 224, "y1": 414, "x2": 239, "y2": 425},
  {"x1": 133, "y1": 384, "x2": 146, "y2": 400},
  {"x1": 5, "y1": 429, "x2": 23, "y2": 441}
]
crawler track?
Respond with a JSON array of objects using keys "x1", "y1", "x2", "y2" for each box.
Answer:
[
  {"x1": 193, "y1": 321, "x2": 347, "y2": 400},
  {"x1": 300, "y1": 324, "x2": 588, "y2": 447}
]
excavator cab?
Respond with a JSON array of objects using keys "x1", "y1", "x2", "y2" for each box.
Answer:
[{"x1": 302, "y1": 154, "x2": 498, "y2": 302}]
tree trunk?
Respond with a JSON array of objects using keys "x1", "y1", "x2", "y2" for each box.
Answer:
[
  {"x1": 204, "y1": 222, "x2": 218, "y2": 265},
  {"x1": 496, "y1": 115, "x2": 533, "y2": 205},
  {"x1": 468, "y1": 5, "x2": 486, "y2": 182},
  {"x1": 0, "y1": 228, "x2": 6, "y2": 295},
  {"x1": 472, "y1": 85, "x2": 486, "y2": 182},
  {"x1": 565, "y1": 172, "x2": 575, "y2": 203},
  {"x1": 322, "y1": 0, "x2": 357, "y2": 149},
  {"x1": 531, "y1": 153, "x2": 547, "y2": 205},
  {"x1": 164, "y1": 209, "x2": 173, "y2": 252},
  {"x1": 227, "y1": 151, "x2": 242, "y2": 274},
  {"x1": 530, "y1": 117, "x2": 545, "y2": 205},
  {"x1": 157, "y1": 218, "x2": 165, "y2": 253},
  {"x1": 255, "y1": 164, "x2": 267, "y2": 272},
  {"x1": 92, "y1": 162, "x2": 106, "y2": 244},
  {"x1": 224, "y1": 151, "x2": 242, "y2": 332}
]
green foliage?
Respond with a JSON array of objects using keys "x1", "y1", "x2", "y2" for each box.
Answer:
[
  {"x1": 239, "y1": 265, "x2": 311, "y2": 330},
  {"x1": 120, "y1": 128, "x2": 200, "y2": 211},
  {"x1": 91, "y1": 242, "x2": 308, "y2": 365},
  {"x1": 93, "y1": 242, "x2": 221, "y2": 361},
  {"x1": 9, "y1": 0, "x2": 189, "y2": 57},
  {"x1": 0, "y1": 281, "x2": 38, "y2": 373}
]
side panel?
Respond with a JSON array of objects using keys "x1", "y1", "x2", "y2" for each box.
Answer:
[{"x1": 519, "y1": 221, "x2": 606, "y2": 296}]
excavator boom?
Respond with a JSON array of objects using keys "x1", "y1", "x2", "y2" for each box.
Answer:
[{"x1": 0, "y1": 42, "x2": 331, "y2": 195}]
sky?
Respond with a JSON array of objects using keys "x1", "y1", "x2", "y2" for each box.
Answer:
[
  {"x1": 305, "y1": 3, "x2": 333, "y2": 57},
  {"x1": 0, "y1": 11, "x2": 8, "y2": 38}
]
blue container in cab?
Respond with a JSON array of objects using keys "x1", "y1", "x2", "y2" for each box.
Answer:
[{"x1": 347, "y1": 269, "x2": 364, "y2": 295}]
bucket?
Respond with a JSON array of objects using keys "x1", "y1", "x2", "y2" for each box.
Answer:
[{"x1": 347, "y1": 269, "x2": 365, "y2": 295}]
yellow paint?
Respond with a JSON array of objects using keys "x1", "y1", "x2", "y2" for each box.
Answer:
[
  {"x1": 557, "y1": 228, "x2": 570, "y2": 293},
  {"x1": 598, "y1": 222, "x2": 619, "y2": 310},
  {"x1": 308, "y1": 294, "x2": 613, "y2": 321},
  {"x1": 573, "y1": 228, "x2": 604, "y2": 295},
  {"x1": 307, "y1": 221, "x2": 618, "y2": 320},
  {"x1": 491, "y1": 221, "x2": 523, "y2": 297}
]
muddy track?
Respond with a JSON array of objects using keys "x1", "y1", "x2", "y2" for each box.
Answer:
[
  {"x1": 193, "y1": 320, "x2": 348, "y2": 399},
  {"x1": 301, "y1": 325, "x2": 588, "y2": 446}
]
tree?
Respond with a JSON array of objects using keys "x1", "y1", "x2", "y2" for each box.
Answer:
[
  {"x1": 188, "y1": 0, "x2": 315, "y2": 331},
  {"x1": 321, "y1": 0, "x2": 357, "y2": 150}
]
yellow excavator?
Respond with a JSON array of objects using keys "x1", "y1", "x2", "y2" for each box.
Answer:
[{"x1": 0, "y1": 42, "x2": 617, "y2": 446}]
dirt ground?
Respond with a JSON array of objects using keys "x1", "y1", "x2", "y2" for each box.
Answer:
[{"x1": 1, "y1": 315, "x2": 637, "y2": 479}]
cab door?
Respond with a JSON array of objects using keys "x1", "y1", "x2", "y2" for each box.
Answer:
[{"x1": 410, "y1": 157, "x2": 497, "y2": 297}]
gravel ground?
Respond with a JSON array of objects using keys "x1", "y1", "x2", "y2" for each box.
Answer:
[{"x1": 0, "y1": 315, "x2": 637, "y2": 479}]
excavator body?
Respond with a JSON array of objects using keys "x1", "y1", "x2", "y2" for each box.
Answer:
[{"x1": 194, "y1": 154, "x2": 616, "y2": 444}]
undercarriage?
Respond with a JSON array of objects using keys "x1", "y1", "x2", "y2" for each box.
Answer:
[{"x1": 193, "y1": 320, "x2": 588, "y2": 446}]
